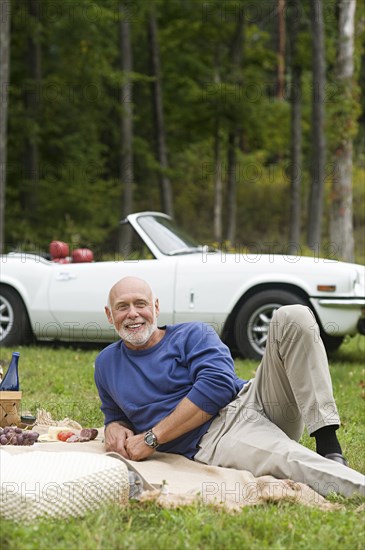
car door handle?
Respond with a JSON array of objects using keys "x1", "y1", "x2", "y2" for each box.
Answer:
[{"x1": 56, "y1": 272, "x2": 77, "y2": 281}]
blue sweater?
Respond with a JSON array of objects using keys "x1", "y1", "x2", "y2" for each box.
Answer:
[{"x1": 94, "y1": 322, "x2": 245, "y2": 458}]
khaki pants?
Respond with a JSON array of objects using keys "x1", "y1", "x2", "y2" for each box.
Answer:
[{"x1": 195, "y1": 305, "x2": 365, "y2": 497}]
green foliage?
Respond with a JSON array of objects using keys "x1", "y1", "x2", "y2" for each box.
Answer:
[{"x1": 4, "y1": 0, "x2": 364, "y2": 261}]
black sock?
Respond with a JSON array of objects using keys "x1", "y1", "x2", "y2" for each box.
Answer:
[{"x1": 311, "y1": 425, "x2": 342, "y2": 457}]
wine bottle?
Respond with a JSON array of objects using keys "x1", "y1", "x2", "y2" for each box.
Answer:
[{"x1": 0, "y1": 352, "x2": 20, "y2": 391}]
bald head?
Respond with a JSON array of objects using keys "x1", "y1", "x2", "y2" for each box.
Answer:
[{"x1": 107, "y1": 277, "x2": 155, "y2": 309}]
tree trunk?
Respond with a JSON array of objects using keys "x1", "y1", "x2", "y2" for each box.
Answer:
[
  {"x1": 226, "y1": 10, "x2": 244, "y2": 244},
  {"x1": 23, "y1": 0, "x2": 42, "y2": 222},
  {"x1": 213, "y1": 63, "x2": 223, "y2": 242},
  {"x1": 148, "y1": 8, "x2": 174, "y2": 217},
  {"x1": 213, "y1": 119, "x2": 223, "y2": 242},
  {"x1": 118, "y1": 3, "x2": 134, "y2": 255},
  {"x1": 307, "y1": 0, "x2": 326, "y2": 251},
  {"x1": 276, "y1": 0, "x2": 286, "y2": 100},
  {"x1": 0, "y1": 0, "x2": 10, "y2": 253},
  {"x1": 226, "y1": 132, "x2": 238, "y2": 244},
  {"x1": 288, "y1": 0, "x2": 302, "y2": 254},
  {"x1": 329, "y1": 0, "x2": 356, "y2": 262},
  {"x1": 288, "y1": 67, "x2": 302, "y2": 254}
]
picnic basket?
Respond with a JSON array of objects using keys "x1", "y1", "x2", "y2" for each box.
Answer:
[{"x1": 0, "y1": 391, "x2": 22, "y2": 427}]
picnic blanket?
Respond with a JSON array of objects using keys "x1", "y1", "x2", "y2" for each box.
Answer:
[{"x1": 1, "y1": 426, "x2": 338, "y2": 517}]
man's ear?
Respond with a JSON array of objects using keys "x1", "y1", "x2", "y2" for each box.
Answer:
[
  {"x1": 105, "y1": 306, "x2": 114, "y2": 325},
  {"x1": 154, "y1": 298, "x2": 160, "y2": 317}
]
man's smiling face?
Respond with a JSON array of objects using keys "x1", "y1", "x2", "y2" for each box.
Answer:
[{"x1": 105, "y1": 277, "x2": 160, "y2": 350}]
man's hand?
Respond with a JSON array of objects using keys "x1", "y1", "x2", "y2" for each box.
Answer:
[
  {"x1": 125, "y1": 433, "x2": 156, "y2": 461},
  {"x1": 104, "y1": 422, "x2": 134, "y2": 458}
]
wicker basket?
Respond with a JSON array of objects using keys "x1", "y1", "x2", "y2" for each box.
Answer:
[{"x1": 0, "y1": 391, "x2": 22, "y2": 427}]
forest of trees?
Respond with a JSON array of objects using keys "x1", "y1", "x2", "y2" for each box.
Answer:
[{"x1": 0, "y1": 0, "x2": 364, "y2": 262}]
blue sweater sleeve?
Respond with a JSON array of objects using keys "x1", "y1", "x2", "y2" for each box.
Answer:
[{"x1": 182, "y1": 323, "x2": 243, "y2": 416}]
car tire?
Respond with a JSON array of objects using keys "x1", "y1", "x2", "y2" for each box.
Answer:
[
  {"x1": 234, "y1": 290, "x2": 308, "y2": 360},
  {"x1": 0, "y1": 286, "x2": 32, "y2": 346},
  {"x1": 320, "y1": 333, "x2": 344, "y2": 354}
]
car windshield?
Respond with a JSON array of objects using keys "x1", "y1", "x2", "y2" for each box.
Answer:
[{"x1": 137, "y1": 215, "x2": 203, "y2": 256}]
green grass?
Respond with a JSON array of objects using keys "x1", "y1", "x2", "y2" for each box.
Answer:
[{"x1": 0, "y1": 336, "x2": 364, "y2": 550}]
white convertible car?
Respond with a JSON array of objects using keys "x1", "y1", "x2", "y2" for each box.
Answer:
[{"x1": 1, "y1": 211, "x2": 364, "y2": 359}]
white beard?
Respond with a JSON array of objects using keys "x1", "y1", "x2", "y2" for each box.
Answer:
[{"x1": 118, "y1": 319, "x2": 158, "y2": 347}]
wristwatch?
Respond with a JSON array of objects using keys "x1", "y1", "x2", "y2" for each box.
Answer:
[{"x1": 144, "y1": 429, "x2": 159, "y2": 449}]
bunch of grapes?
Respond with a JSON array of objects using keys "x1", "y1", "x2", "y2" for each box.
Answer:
[{"x1": 0, "y1": 426, "x2": 39, "y2": 446}]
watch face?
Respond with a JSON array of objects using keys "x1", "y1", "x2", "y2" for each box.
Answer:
[
  {"x1": 144, "y1": 430, "x2": 158, "y2": 447},
  {"x1": 145, "y1": 433, "x2": 155, "y2": 445}
]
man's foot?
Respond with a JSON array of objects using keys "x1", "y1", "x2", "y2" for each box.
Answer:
[
  {"x1": 312, "y1": 424, "x2": 342, "y2": 457},
  {"x1": 325, "y1": 452, "x2": 348, "y2": 467}
]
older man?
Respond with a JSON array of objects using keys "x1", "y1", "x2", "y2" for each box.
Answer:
[{"x1": 94, "y1": 276, "x2": 365, "y2": 497}]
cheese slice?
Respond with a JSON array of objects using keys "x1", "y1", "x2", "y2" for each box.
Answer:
[
  {"x1": 39, "y1": 426, "x2": 75, "y2": 441},
  {"x1": 38, "y1": 434, "x2": 56, "y2": 442}
]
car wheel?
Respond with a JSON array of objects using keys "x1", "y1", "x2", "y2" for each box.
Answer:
[
  {"x1": 234, "y1": 290, "x2": 307, "y2": 360},
  {"x1": 0, "y1": 287, "x2": 32, "y2": 346},
  {"x1": 320, "y1": 333, "x2": 344, "y2": 354}
]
